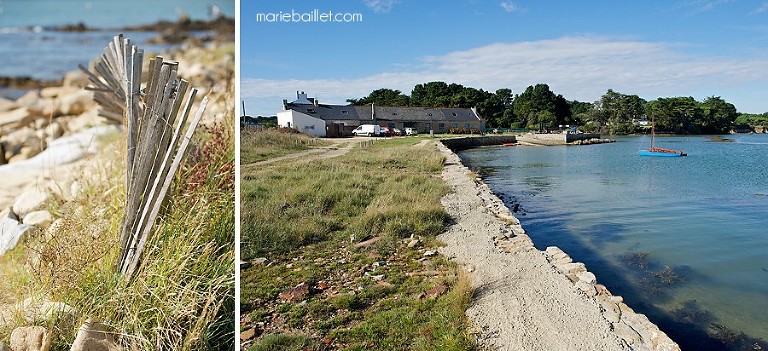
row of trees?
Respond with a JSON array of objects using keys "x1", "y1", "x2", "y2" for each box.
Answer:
[{"x1": 348, "y1": 82, "x2": 749, "y2": 134}]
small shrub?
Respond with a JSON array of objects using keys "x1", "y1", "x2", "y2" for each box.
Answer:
[{"x1": 332, "y1": 294, "x2": 364, "y2": 310}]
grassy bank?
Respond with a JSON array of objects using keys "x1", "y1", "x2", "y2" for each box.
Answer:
[
  {"x1": 1, "y1": 120, "x2": 235, "y2": 350},
  {"x1": 240, "y1": 133, "x2": 475, "y2": 350},
  {"x1": 240, "y1": 128, "x2": 331, "y2": 164}
]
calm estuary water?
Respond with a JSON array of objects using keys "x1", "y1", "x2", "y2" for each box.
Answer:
[
  {"x1": 459, "y1": 134, "x2": 768, "y2": 350},
  {"x1": 0, "y1": 0, "x2": 234, "y2": 85}
]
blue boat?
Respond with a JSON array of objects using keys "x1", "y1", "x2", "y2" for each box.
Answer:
[
  {"x1": 640, "y1": 114, "x2": 687, "y2": 157},
  {"x1": 640, "y1": 148, "x2": 687, "y2": 157}
]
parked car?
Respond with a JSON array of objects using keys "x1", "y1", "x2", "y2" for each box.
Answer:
[
  {"x1": 379, "y1": 126, "x2": 395, "y2": 137},
  {"x1": 353, "y1": 124, "x2": 382, "y2": 136},
  {"x1": 405, "y1": 127, "x2": 418, "y2": 136},
  {"x1": 392, "y1": 128, "x2": 404, "y2": 136}
]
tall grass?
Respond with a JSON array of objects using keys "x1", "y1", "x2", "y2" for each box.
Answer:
[
  {"x1": 241, "y1": 137, "x2": 475, "y2": 350},
  {"x1": 2, "y1": 118, "x2": 235, "y2": 350},
  {"x1": 240, "y1": 128, "x2": 331, "y2": 164},
  {"x1": 241, "y1": 141, "x2": 447, "y2": 260}
]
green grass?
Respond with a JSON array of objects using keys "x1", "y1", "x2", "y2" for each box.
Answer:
[
  {"x1": 241, "y1": 135, "x2": 475, "y2": 351},
  {"x1": 240, "y1": 128, "x2": 331, "y2": 163},
  {"x1": 1, "y1": 121, "x2": 235, "y2": 350}
]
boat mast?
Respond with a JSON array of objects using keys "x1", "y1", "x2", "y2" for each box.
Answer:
[{"x1": 650, "y1": 113, "x2": 655, "y2": 150}]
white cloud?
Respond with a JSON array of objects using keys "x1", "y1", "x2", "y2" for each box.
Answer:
[
  {"x1": 500, "y1": 1, "x2": 521, "y2": 13},
  {"x1": 752, "y1": 1, "x2": 768, "y2": 13},
  {"x1": 364, "y1": 0, "x2": 397, "y2": 13},
  {"x1": 677, "y1": 0, "x2": 734, "y2": 15},
  {"x1": 242, "y1": 36, "x2": 768, "y2": 115}
]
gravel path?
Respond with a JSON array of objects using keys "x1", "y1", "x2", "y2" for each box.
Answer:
[
  {"x1": 436, "y1": 140, "x2": 679, "y2": 351},
  {"x1": 241, "y1": 140, "x2": 358, "y2": 169}
]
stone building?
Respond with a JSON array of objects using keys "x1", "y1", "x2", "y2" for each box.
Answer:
[{"x1": 277, "y1": 91, "x2": 485, "y2": 137}]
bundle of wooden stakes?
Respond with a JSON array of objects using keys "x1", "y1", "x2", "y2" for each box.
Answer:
[{"x1": 79, "y1": 34, "x2": 209, "y2": 281}]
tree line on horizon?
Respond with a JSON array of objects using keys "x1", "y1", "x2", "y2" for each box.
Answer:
[{"x1": 347, "y1": 82, "x2": 764, "y2": 134}]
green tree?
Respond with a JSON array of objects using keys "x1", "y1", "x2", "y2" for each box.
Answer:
[
  {"x1": 700, "y1": 96, "x2": 737, "y2": 133},
  {"x1": 568, "y1": 100, "x2": 594, "y2": 127},
  {"x1": 512, "y1": 84, "x2": 572, "y2": 129},
  {"x1": 646, "y1": 97, "x2": 701, "y2": 133},
  {"x1": 410, "y1": 81, "x2": 452, "y2": 107},
  {"x1": 347, "y1": 88, "x2": 410, "y2": 106},
  {"x1": 478, "y1": 88, "x2": 513, "y2": 128},
  {"x1": 597, "y1": 89, "x2": 646, "y2": 133}
]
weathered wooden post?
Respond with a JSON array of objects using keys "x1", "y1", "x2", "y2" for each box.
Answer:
[{"x1": 81, "y1": 34, "x2": 208, "y2": 281}]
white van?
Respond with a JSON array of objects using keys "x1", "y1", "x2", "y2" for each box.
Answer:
[{"x1": 353, "y1": 124, "x2": 381, "y2": 136}]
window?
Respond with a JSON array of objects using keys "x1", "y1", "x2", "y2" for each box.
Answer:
[
  {"x1": 438, "y1": 123, "x2": 445, "y2": 130},
  {"x1": 341, "y1": 110, "x2": 349, "y2": 115},
  {"x1": 465, "y1": 123, "x2": 471, "y2": 129},
  {"x1": 451, "y1": 123, "x2": 458, "y2": 128},
  {"x1": 392, "y1": 112, "x2": 398, "y2": 115},
  {"x1": 452, "y1": 112, "x2": 457, "y2": 117},
  {"x1": 428, "y1": 113, "x2": 432, "y2": 116},
  {"x1": 307, "y1": 108, "x2": 316, "y2": 113},
  {"x1": 425, "y1": 123, "x2": 431, "y2": 130}
]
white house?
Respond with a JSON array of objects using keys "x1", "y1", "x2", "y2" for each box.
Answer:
[
  {"x1": 277, "y1": 91, "x2": 361, "y2": 137},
  {"x1": 277, "y1": 109, "x2": 326, "y2": 137},
  {"x1": 277, "y1": 91, "x2": 486, "y2": 137}
]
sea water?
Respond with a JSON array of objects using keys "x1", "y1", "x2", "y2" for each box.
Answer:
[
  {"x1": 459, "y1": 134, "x2": 768, "y2": 350},
  {"x1": 0, "y1": 0, "x2": 234, "y2": 92}
]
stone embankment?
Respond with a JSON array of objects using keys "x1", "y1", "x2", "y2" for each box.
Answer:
[
  {"x1": 516, "y1": 132, "x2": 615, "y2": 146},
  {"x1": 437, "y1": 138, "x2": 679, "y2": 351},
  {"x1": 440, "y1": 133, "x2": 615, "y2": 150},
  {"x1": 440, "y1": 135, "x2": 518, "y2": 151}
]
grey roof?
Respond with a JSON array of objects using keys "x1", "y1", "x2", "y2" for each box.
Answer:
[
  {"x1": 286, "y1": 103, "x2": 360, "y2": 121},
  {"x1": 287, "y1": 103, "x2": 482, "y2": 123},
  {"x1": 359, "y1": 106, "x2": 481, "y2": 122}
]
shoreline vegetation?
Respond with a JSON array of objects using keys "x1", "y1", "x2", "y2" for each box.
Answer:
[
  {"x1": 240, "y1": 132, "x2": 474, "y2": 350},
  {"x1": 348, "y1": 83, "x2": 767, "y2": 135},
  {"x1": 0, "y1": 15, "x2": 235, "y2": 350},
  {"x1": 238, "y1": 130, "x2": 679, "y2": 350}
]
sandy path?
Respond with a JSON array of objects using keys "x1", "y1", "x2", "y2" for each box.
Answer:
[
  {"x1": 241, "y1": 140, "x2": 358, "y2": 169},
  {"x1": 436, "y1": 141, "x2": 632, "y2": 351}
]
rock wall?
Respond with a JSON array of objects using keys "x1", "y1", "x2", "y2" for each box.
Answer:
[
  {"x1": 439, "y1": 135, "x2": 517, "y2": 151},
  {"x1": 438, "y1": 141, "x2": 680, "y2": 351}
]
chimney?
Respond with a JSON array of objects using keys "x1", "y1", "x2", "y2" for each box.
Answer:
[
  {"x1": 371, "y1": 102, "x2": 375, "y2": 120},
  {"x1": 314, "y1": 98, "x2": 318, "y2": 106},
  {"x1": 282, "y1": 99, "x2": 288, "y2": 110}
]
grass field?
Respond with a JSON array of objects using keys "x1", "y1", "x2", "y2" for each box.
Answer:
[
  {"x1": 240, "y1": 128, "x2": 331, "y2": 164},
  {"x1": 240, "y1": 131, "x2": 475, "y2": 351}
]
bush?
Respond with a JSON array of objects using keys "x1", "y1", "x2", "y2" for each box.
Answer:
[{"x1": 448, "y1": 128, "x2": 482, "y2": 134}]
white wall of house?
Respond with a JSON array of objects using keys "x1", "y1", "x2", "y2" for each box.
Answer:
[{"x1": 277, "y1": 110, "x2": 326, "y2": 137}]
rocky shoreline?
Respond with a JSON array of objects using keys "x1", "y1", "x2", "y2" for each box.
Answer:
[
  {"x1": 0, "y1": 20, "x2": 234, "y2": 348},
  {"x1": 0, "y1": 16, "x2": 235, "y2": 93},
  {"x1": 436, "y1": 139, "x2": 679, "y2": 351}
]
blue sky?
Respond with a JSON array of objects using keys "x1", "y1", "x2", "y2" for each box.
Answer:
[{"x1": 241, "y1": 0, "x2": 768, "y2": 116}]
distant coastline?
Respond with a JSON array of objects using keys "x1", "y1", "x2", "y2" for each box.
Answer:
[{"x1": 0, "y1": 16, "x2": 234, "y2": 95}]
